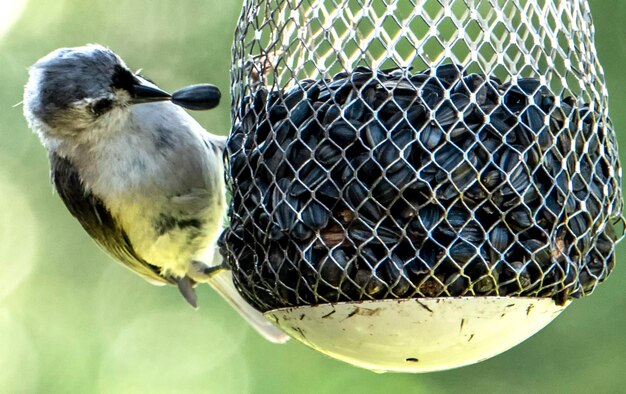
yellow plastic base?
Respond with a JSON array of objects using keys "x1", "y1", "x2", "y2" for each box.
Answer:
[{"x1": 265, "y1": 297, "x2": 568, "y2": 373}]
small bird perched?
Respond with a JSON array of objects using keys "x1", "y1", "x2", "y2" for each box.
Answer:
[{"x1": 23, "y1": 44, "x2": 288, "y2": 343}]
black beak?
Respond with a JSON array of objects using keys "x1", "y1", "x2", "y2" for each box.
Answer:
[{"x1": 130, "y1": 78, "x2": 171, "y2": 104}]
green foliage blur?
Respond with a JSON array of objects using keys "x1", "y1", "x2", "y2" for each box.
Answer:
[{"x1": 0, "y1": 0, "x2": 624, "y2": 392}]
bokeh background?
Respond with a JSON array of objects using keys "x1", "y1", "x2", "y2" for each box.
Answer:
[{"x1": 0, "y1": 0, "x2": 624, "y2": 392}]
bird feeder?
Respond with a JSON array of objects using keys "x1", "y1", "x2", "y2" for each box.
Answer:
[{"x1": 220, "y1": 0, "x2": 624, "y2": 372}]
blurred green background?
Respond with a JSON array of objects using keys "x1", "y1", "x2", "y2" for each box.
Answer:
[{"x1": 0, "y1": 0, "x2": 624, "y2": 392}]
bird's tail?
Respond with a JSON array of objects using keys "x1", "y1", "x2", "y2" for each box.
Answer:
[{"x1": 206, "y1": 269, "x2": 290, "y2": 344}]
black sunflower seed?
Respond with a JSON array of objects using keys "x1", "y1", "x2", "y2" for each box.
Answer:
[{"x1": 171, "y1": 83, "x2": 221, "y2": 110}]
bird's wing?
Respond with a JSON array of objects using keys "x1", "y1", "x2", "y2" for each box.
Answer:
[
  {"x1": 205, "y1": 133, "x2": 227, "y2": 152},
  {"x1": 49, "y1": 152, "x2": 170, "y2": 285}
]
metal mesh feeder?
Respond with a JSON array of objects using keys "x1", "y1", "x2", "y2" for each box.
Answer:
[{"x1": 220, "y1": 0, "x2": 624, "y2": 372}]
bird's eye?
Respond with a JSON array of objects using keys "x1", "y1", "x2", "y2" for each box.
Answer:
[{"x1": 91, "y1": 98, "x2": 114, "y2": 116}]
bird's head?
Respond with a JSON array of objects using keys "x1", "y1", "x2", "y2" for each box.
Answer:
[{"x1": 23, "y1": 44, "x2": 170, "y2": 141}]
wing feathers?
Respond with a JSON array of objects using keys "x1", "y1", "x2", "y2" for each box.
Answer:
[{"x1": 49, "y1": 152, "x2": 169, "y2": 284}]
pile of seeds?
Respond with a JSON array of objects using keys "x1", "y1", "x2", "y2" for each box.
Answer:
[{"x1": 220, "y1": 65, "x2": 622, "y2": 312}]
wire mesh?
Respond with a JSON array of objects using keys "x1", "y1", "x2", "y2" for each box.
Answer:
[{"x1": 220, "y1": 0, "x2": 624, "y2": 312}]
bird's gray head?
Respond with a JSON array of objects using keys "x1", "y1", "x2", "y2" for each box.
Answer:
[{"x1": 23, "y1": 44, "x2": 170, "y2": 142}]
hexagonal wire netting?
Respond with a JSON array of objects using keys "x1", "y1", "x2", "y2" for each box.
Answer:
[{"x1": 219, "y1": 0, "x2": 624, "y2": 312}]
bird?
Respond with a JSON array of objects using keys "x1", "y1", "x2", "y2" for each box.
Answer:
[{"x1": 23, "y1": 44, "x2": 289, "y2": 343}]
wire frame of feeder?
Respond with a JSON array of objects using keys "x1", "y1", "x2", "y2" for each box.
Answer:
[{"x1": 221, "y1": 0, "x2": 624, "y2": 372}]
